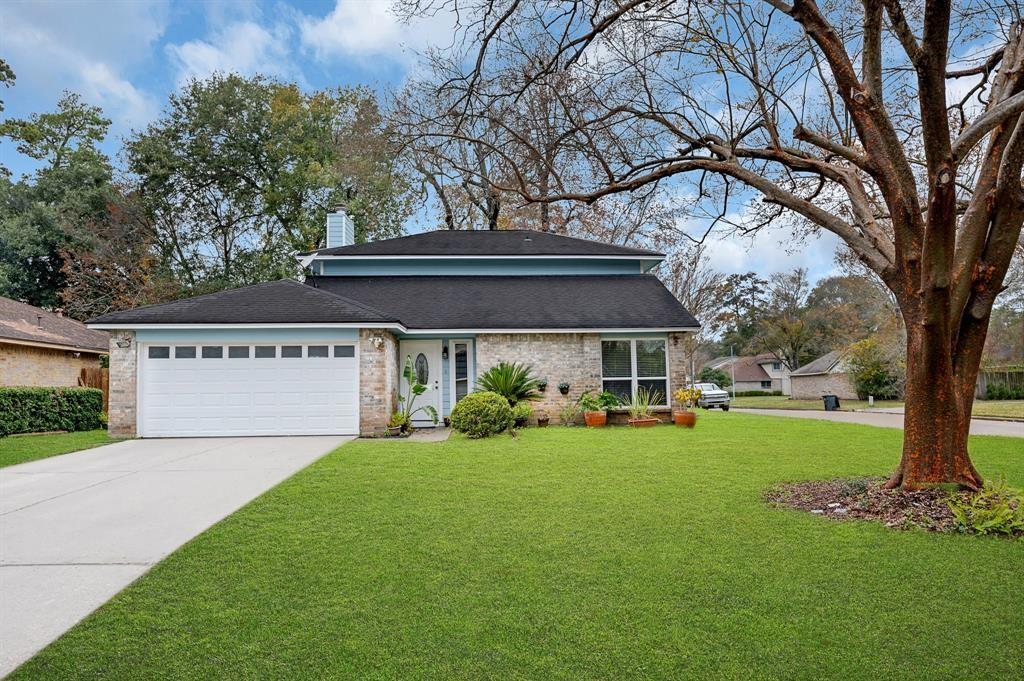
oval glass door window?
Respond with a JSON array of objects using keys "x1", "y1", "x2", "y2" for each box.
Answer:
[{"x1": 415, "y1": 353, "x2": 429, "y2": 384}]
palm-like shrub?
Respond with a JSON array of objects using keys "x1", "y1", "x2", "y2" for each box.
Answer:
[{"x1": 476, "y1": 361, "x2": 542, "y2": 405}]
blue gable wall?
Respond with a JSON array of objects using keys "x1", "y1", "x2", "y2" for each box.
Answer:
[{"x1": 315, "y1": 257, "x2": 655, "y2": 276}]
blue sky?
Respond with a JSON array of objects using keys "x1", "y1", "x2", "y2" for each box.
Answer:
[{"x1": 0, "y1": 0, "x2": 841, "y2": 281}]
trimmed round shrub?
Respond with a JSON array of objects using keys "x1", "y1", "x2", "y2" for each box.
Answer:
[{"x1": 450, "y1": 391, "x2": 514, "y2": 438}]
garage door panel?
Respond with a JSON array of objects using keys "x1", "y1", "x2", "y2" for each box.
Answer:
[{"x1": 140, "y1": 342, "x2": 359, "y2": 437}]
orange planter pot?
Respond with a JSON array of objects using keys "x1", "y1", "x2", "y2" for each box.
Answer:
[
  {"x1": 628, "y1": 417, "x2": 659, "y2": 428},
  {"x1": 673, "y1": 410, "x2": 697, "y2": 428},
  {"x1": 583, "y1": 410, "x2": 607, "y2": 427}
]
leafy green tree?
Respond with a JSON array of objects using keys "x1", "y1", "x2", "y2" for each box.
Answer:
[
  {"x1": 846, "y1": 338, "x2": 903, "y2": 400},
  {"x1": 0, "y1": 58, "x2": 14, "y2": 115},
  {"x1": 0, "y1": 92, "x2": 113, "y2": 307},
  {"x1": 698, "y1": 367, "x2": 731, "y2": 388},
  {"x1": 128, "y1": 74, "x2": 414, "y2": 291}
]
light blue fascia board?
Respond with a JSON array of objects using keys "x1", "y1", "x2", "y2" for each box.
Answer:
[
  {"x1": 135, "y1": 328, "x2": 359, "y2": 343},
  {"x1": 316, "y1": 258, "x2": 648, "y2": 276},
  {"x1": 599, "y1": 332, "x2": 669, "y2": 340}
]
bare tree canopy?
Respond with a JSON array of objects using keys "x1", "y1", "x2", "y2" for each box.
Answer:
[{"x1": 397, "y1": 0, "x2": 1024, "y2": 489}]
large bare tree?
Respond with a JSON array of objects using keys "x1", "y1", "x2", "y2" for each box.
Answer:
[{"x1": 399, "y1": 0, "x2": 1024, "y2": 489}]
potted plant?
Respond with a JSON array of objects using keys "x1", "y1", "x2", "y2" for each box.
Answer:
[
  {"x1": 577, "y1": 390, "x2": 621, "y2": 427},
  {"x1": 387, "y1": 412, "x2": 409, "y2": 437},
  {"x1": 672, "y1": 386, "x2": 702, "y2": 427},
  {"x1": 392, "y1": 354, "x2": 439, "y2": 434},
  {"x1": 627, "y1": 387, "x2": 661, "y2": 427},
  {"x1": 558, "y1": 381, "x2": 570, "y2": 395},
  {"x1": 537, "y1": 379, "x2": 548, "y2": 393},
  {"x1": 511, "y1": 402, "x2": 533, "y2": 428},
  {"x1": 535, "y1": 410, "x2": 550, "y2": 427}
]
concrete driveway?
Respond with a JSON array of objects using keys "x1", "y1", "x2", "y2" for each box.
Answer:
[{"x1": 0, "y1": 435, "x2": 350, "y2": 676}]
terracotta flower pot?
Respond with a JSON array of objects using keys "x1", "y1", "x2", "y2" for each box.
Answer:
[
  {"x1": 673, "y1": 410, "x2": 697, "y2": 428},
  {"x1": 583, "y1": 410, "x2": 607, "y2": 427},
  {"x1": 628, "y1": 417, "x2": 659, "y2": 428}
]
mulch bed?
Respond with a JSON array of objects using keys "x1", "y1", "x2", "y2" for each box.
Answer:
[{"x1": 765, "y1": 477, "x2": 968, "y2": 533}]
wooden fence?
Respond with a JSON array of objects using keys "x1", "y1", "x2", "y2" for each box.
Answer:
[
  {"x1": 975, "y1": 368, "x2": 1024, "y2": 399},
  {"x1": 78, "y1": 367, "x2": 109, "y2": 412}
]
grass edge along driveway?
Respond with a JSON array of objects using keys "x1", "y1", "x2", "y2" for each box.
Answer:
[
  {"x1": 12, "y1": 412, "x2": 1024, "y2": 680},
  {"x1": 0, "y1": 429, "x2": 118, "y2": 469}
]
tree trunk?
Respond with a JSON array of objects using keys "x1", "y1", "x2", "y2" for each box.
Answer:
[{"x1": 884, "y1": 320, "x2": 983, "y2": 490}]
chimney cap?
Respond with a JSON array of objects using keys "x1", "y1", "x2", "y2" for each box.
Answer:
[{"x1": 331, "y1": 203, "x2": 348, "y2": 214}]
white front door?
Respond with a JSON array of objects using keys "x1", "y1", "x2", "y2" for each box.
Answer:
[{"x1": 398, "y1": 340, "x2": 443, "y2": 426}]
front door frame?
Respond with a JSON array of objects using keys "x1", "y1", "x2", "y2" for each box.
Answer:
[{"x1": 398, "y1": 339, "x2": 443, "y2": 426}]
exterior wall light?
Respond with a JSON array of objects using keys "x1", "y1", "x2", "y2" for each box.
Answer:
[
  {"x1": 442, "y1": 345, "x2": 449, "y2": 360},
  {"x1": 115, "y1": 338, "x2": 132, "y2": 349}
]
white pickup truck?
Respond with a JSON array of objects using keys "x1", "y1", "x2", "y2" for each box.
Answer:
[{"x1": 694, "y1": 382, "x2": 731, "y2": 410}]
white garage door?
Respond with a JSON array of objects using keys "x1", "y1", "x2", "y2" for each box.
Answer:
[{"x1": 139, "y1": 342, "x2": 359, "y2": 437}]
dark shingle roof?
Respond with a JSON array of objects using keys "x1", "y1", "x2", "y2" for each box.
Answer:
[
  {"x1": 302, "y1": 229, "x2": 663, "y2": 258},
  {"x1": 0, "y1": 296, "x2": 108, "y2": 352},
  {"x1": 306, "y1": 275, "x2": 698, "y2": 330},
  {"x1": 88, "y1": 280, "x2": 395, "y2": 325},
  {"x1": 791, "y1": 350, "x2": 844, "y2": 376}
]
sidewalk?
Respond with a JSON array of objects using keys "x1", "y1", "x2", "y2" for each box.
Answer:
[{"x1": 733, "y1": 408, "x2": 1024, "y2": 438}]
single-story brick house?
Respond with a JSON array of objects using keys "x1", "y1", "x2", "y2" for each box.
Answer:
[
  {"x1": 789, "y1": 350, "x2": 858, "y2": 400},
  {"x1": 88, "y1": 213, "x2": 700, "y2": 437},
  {"x1": 0, "y1": 296, "x2": 108, "y2": 387}
]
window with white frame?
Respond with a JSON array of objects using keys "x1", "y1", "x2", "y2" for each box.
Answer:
[{"x1": 601, "y1": 339, "x2": 668, "y2": 405}]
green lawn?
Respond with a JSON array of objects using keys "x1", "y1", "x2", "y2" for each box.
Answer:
[
  {"x1": 730, "y1": 395, "x2": 902, "y2": 410},
  {"x1": 13, "y1": 413, "x2": 1024, "y2": 679},
  {"x1": 731, "y1": 395, "x2": 1024, "y2": 419},
  {"x1": 0, "y1": 429, "x2": 118, "y2": 468},
  {"x1": 972, "y1": 400, "x2": 1024, "y2": 419}
]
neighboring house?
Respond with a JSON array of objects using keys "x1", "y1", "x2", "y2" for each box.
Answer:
[
  {"x1": 703, "y1": 353, "x2": 792, "y2": 394},
  {"x1": 0, "y1": 296, "x2": 109, "y2": 387},
  {"x1": 789, "y1": 350, "x2": 858, "y2": 400},
  {"x1": 88, "y1": 209, "x2": 700, "y2": 437}
]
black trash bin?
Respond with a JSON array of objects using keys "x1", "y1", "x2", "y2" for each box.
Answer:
[{"x1": 822, "y1": 394, "x2": 840, "y2": 411}]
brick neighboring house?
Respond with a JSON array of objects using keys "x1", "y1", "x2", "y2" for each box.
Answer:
[
  {"x1": 789, "y1": 350, "x2": 858, "y2": 400},
  {"x1": 88, "y1": 213, "x2": 700, "y2": 438},
  {"x1": 0, "y1": 296, "x2": 109, "y2": 387}
]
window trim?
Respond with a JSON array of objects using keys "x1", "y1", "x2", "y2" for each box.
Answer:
[
  {"x1": 600, "y1": 338, "x2": 669, "y2": 406},
  {"x1": 447, "y1": 338, "x2": 475, "y2": 411}
]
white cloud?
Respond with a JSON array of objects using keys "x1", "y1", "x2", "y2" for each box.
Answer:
[
  {"x1": 299, "y1": 0, "x2": 455, "y2": 63},
  {"x1": 0, "y1": 0, "x2": 167, "y2": 131},
  {"x1": 166, "y1": 21, "x2": 294, "y2": 86}
]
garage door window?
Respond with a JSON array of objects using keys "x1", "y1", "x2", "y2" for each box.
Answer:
[
  {"x1": 228, "y1": 346, "x2": 250, "y2": 359},
  {"x1": 281, "y1": 345, "x2": 302, "y2": 358},
  {"x1": 307, "y1": 345, "x2": 329, "y2": 358},
  {"x1": 174, "y1": 346, "x2": 196, "y2": 359},
  {"x1": 201, "y1": 346, "x2": 223, "y2": 359},
  {"x1": 334, "y1": 345, "x2": 355, "y2": 358},
  {"x1": 254, "y1": 346, "x2": 276, "y2": 358},
  {"x1": 148, "y1": 346, "x2": 170, "y2": 359}
]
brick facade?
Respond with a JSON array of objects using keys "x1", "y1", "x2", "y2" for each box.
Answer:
[
  {"x1": 667, "y1": 332, "x2": 688, "y2": 405},
  {"x1": 0, "y1": 342, "x2": 103, "y2": 388},
  {"x1": 790, "y1": 371, "x2": 858, "y2": 400},
  {"x1": 359, "y1": 329, "x2": 399, "y2": 435},
  {"x1": 107, "y1": 331, "x2": 138, "y2": 437},
  {"x1": 476, "y1": 333, "x2": 601, "y2": 423},
  {"x1": 475, "y1": 332, "x2": 692, "y2": 424}
]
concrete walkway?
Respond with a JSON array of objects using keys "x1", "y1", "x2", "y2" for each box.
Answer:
[
  {"x1": 734, "y1": 408, "x2": 1024, "y2": 437},
  {"x1": 0, "y1": 435, "x2": 350, "y2": 676}
]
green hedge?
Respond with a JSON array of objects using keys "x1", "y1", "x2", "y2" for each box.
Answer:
[{"x1": 0, "y1": 387, "x2": 104, "y2": 436}]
